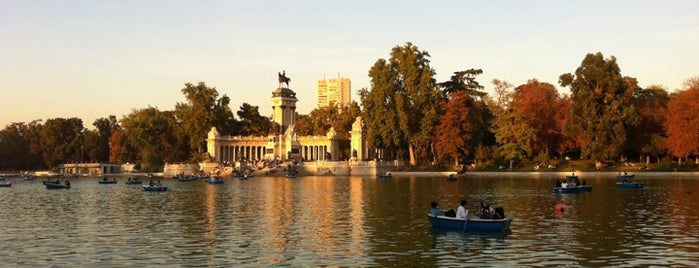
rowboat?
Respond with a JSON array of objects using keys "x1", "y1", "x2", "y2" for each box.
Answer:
[
  {"x1": 616, "y1": 173, "x2": 643, "y2": 189},
  {"x1": 43, "y1": 181, "x2": 70, "y2": 189},
  {"x1": 205, "y1": 177, "x2": 224, "y2": 184},
  {"x1": 143, "y1": 185, "x2": 167, "y2": 192},
  {"x1": 555, "y1": 173, "x2": 591, "y2": 193},
  {"x1": 98, "y1": 179, "x2": 117, "y2": 184},
  {"x1": 617, "y1": 181, "x2": 644, "y2": 189},
  {"x1": 125, "y1": 179, "x2": 143, "y2": 185},
  {"x1": 378, "y1": 172, "x2": 392, "y2": 179},
  {"x1": 427, "y1": 214, "x2": 511, "y2": 232},
  {"x1": 554, "y1": 185, "x2": 592, "y2": 193},
  {"x1": 447, "y1": 174, "x2": 457, "y2": 181},
  {"x1": 0, "y1": 181, "x2": 11, "y2": 187},
  {"x1": 616, "y1": 173, "x2": 635, "y2": 180},
  {"x1": 175, "y1": 175, "x2": 206, "y2": 182}
]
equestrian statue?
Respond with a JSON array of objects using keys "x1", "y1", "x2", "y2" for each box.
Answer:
[{"x1": 278, "y1": 70, "x2": 291, "y2": 88}]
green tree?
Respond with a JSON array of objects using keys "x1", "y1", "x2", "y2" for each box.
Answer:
[
  {"x1": 237, "y1": 103, "x2": 271, "y2": 136},
  {"x1": 120, "y1": 107, "x2": 183, "y2": 171},
  {"x1": 0, "y1": 122, "x2": 44, "y2": 170},
  {"x1": 628, "y1": 84, "x2": 669, "y2": 164},
  {"x1": 39, "y1": 118, "x2": 85, "y2": 168},
  {"x1": 438, "y1": 69, "x2": 485, "y2": 97},
  {"x1": 84, "y1": 115, "x2": 120, "y2": 162},
  {"x1": 489, "y1": 80, "x2": 535, "y2": 169},
  {"x1": 175, "y1": 82, "x2": 236, "y2": 160},
  {"x1": 362, "y1": 42, "x2": 440, "y2": 165},
  {"x1": 559, "y1": 52, "x2": 640, "y2": 163}
]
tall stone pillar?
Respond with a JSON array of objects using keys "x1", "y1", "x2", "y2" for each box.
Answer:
[{"x1": 350, "y1": 117, "x2": 366, "y2": 160}]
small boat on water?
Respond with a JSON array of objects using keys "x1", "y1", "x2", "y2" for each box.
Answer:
[
  {"x1": 447, "y1": 174, "x2": 457, "y2": 181},
  {"x1": 175, "y1": 175, "x2": 206, "y2": 182},
  {"x1": 143, "y1": 185, "x2": 167, "y2": 192},
  {"x1": 554, "y1": 174, "x2": 591, "y2": 193},
  {"x1": 0, "y1": 181, "x2": 11, "y2": 187},
  {"x1": 616, "y1": 173, "x2": 635, "y2": 180},
  {"x1": 617, "y1": 181, "x2": 644, "y2": 189},
  {"x1": 98, "y1": 178, "x2": 118, "y2": 184},
  {"x1": 616, "y1": 173, "x2": 643, "y2": 189},
  {"x1": 427, "y1": 214, "x2": 512, "y2": 232},
  {"x1": 378, "y1": 172, "x2": 392, "y2": 179},
  {"x1": 125, "y1": 179, "x2": 143, "y2": 185},
  {"x1": 554, "y1": 185, "x2": 593, "y2": 193},
  {"x1": 285, "y1": 172, "x2": 297, "y2": 178},
  {"x1": 205, "y1": 177, "x2": 225, "y2": 184},
  {"x1": 43, "y1": 181, "x2": 71, "y2": 189}
]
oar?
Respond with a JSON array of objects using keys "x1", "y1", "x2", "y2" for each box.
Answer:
[{"x1": 462, "y1": 211, "x2": 469, "y2": 233}]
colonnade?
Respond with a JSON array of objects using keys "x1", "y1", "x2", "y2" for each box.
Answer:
[
  {"x1": 217, "y1": 145, "x2": 266, "y2": 162},
  {"x1": 302, "y1": 145, "x2": 329, "y2": 161}
]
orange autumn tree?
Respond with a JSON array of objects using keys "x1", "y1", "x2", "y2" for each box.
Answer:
[
  {"x1": 664, "y1": 77, "x2": 699, "y2": 165},
  {"x1": 511, "y1": 79, "x2": 565, "y2": 159},
  {"x1": 434, "y1": 91, "x2": 485, "y2": 167}
]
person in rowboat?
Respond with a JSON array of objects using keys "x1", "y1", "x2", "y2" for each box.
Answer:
[
  {"x1": 430, "y1": 201, "x2": 445, "y2": 216},
  {"x1": 456, "y1": 200, "x2": 469, "y2": 219}
]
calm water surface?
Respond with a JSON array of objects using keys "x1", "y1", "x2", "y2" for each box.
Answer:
[{"x1": 1, "y1": 174, "x2": 698, "y2": 267}]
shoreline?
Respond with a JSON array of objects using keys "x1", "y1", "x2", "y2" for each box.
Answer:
[{"x1": 2, "y1": 171, "x2": 698, "y2": 178}]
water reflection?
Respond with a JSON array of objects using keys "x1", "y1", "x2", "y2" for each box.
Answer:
[{"x1": 0, "y1": 174, "x2": 697, "y2": 266}]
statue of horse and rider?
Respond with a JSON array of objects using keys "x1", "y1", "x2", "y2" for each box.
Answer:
[{"x1": 278, "y1": 71, "x2": 291, "y2": 88}]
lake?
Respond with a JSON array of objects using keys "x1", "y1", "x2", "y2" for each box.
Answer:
[{"x1": 0, "y1": 174, "x2": 698, "y2": 267}]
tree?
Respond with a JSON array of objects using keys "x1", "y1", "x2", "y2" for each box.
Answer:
[
  {"x1": 175, "y1": 82, "x2": 236, "y2": 160},
  {"x1": 559, "y1": 52, "x2": 640, "y2": 163},
  {"x1": 664, "y1": 77, "x2": 699, "y2": 165},
  {"x1": 511, "y1": 79, "x2": 564, "y2": 158},
  {"x1": 362, "y1": 42, "x2": 440, "y2": 165},
  {"x1": 120, "y1": 107, "x2": 183, "y2": 171},
  {"x1": 84, "y1": 115, "x2": 120, "y2": 162},
  {"x1": 39, "y1": 118, "x2": 85, "y2": 168},
  {"x1": 438, "y1": 69, "x2": 485, "y2": 97},
  {"x1": 237, "y1": 103, "x2": 271, "y2": 136},
  {"x1": 434, "y1": 91, "x2": 484, "y2": 167},
  {"x1": 0, "y1": 122, "x2": 43, "y2": 170},
  {"x1": 489, "y1": 80, "x2": 535, "y2": 169},
  {"x1": 628, "y1": 84, "x2": 669, "y2": 164}
]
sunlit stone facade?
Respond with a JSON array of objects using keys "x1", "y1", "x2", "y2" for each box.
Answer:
[{"x1": 206, "y1": 86, "x2": 353, "y2": 162}]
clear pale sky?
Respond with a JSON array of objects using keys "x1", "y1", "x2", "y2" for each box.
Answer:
[{"x1": 1, "y1": 1, "x2": 697, "y2": 129}]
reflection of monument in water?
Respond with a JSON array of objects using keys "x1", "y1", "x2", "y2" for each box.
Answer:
[{"x1": 201, "y1": 72, "x2": 383, "y2": 176}]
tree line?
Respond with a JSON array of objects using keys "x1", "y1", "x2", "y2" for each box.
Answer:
[{"x1": 1, "y1": 42, "x2": 698, "y2": 171}]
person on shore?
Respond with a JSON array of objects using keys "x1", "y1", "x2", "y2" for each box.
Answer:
[
  {"x1": 430, "y1": 201, "x2": 445, "y2": 216},
  {"x1": 456, "y1": 200, "x2": 469, "y2": 219}
]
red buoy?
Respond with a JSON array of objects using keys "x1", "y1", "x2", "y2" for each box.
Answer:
[{"x1": 555, "y1": 203, "x2": 565, "y2": 213}]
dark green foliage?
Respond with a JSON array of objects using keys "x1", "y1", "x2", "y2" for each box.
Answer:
[{"x1": 559, "y1": 52, "x2": 640, "y2": 161}]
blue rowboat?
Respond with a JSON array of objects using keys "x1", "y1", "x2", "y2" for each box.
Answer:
[
  {"x1": 617, "y1": 182, "x2": 644, "y2": 189},
  {"x1": 554, "y1": 185, "x2": 592, "y2": 193},
  {"x1": 427, "y1": 214, "x2": 511, "y2": 232},
  {"x1": 143, "y1": 185, "x2": 167, "y2": 192},
  {"x1": 616, "y1": 174, "x2": 635, "y2": 180},
  {"x1": 0, "y1": 182, "x2": 11, "y2": 187},
  {"x1": 43, "y1": 181, "x2": 70, "y2": 189},
  {"x1": 205, "y1": 177, "x2": 224, "y2": 184}
]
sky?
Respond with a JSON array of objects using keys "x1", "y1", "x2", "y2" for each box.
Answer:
[{"x1": 1, "y1": 0, "x2": 697, "y2": 129}]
